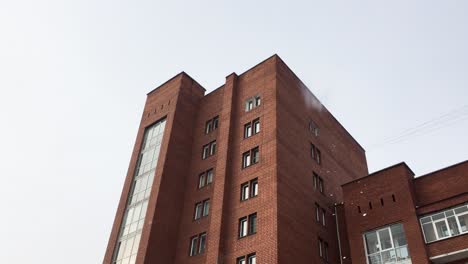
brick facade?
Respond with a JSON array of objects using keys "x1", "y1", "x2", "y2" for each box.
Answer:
[{"x1": 104, "y1": 55, "x2": 468, "y2": 264}]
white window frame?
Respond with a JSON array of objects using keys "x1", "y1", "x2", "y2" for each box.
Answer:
[
  {"x1": 420, "y1": 203, "x2": 468, "y2": 243},
  {"x1": 363, "y1": 223, "x2": 411, "y2": 264}
]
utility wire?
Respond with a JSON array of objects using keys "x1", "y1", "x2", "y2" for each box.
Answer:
[{"x1": 368, "y1": 104, "x2": 468, "y2": 150}]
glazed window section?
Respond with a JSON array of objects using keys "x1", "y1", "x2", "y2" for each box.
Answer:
[
  {"x1": 239, "y1": 213, "x2": 257, "y2": 238},
  {"x1": 194, "y1": 199, "x2": 210, "y2": 220},
  {"x1": 237, "y1": 253, "x2": 256, "y2": 264},
  {"x1": 241, "y1": 178, "x2": 259, "y2": 201},
  {"x1": 189, "y1": 232, "x2": 207, "y2": 256},
  {"x1": 420, "y1": 203, "x2": 468, "y2": 243},
  {"x1": 202, "y1": 141, "x2": 216, "y2": 159},
  {"x1": 313, "y1": 172, "x2": 324, "y2": 194},
  {"x1": 198, "y1": 169, "x2": 214, "y2": 189},
  {"x1": 112, "y1": 118, "x2": 166, "y2": 264},
  {"x1": 309, "y1": 120, "x2": 320, "y2": 136},
  {"x1": 315, "y1": 203, "x2": 326, "y2": 226},
  {"x1": 245, "y1": 95, "x2": 261, "y2": 112},
  {"x1": 244, "y1": 118, "x2": 260, "y2": 138},
  {"x1": 318, "y1": 238, "x2": 329, "y2": 261},
  {"x1": 364, "y1": 223, "x2": 411, "y2": 264},
  {"x1": 311, "y1": 143, "x2": 321, "y2": 165},
  {"x1": 242, "y1": 147, "x2": 259, "y2": 168},
  {"x1": 205, "y1": 116, "x2": 219, "y2": 134}
]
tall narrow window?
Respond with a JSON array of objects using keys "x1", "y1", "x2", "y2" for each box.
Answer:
[
  {"x1": 112, "y1": 118, "x2": 166, "y2": 264},
  {"x1": 198, "y1": 169, "x2": 214, "y2": 189},
  {"x1": 251, "y1": 179, "x2": 258, "y2": 197},
  {"x1": 315, "y1": 203, "x2": 320, "y2": 222},
  {"x1": 199, "y1": 233, "x2": 206, "y2": 254},
  {"x1": 324, "y1": 242, "x2": 329, "y2": 261},
  {"x1": 316, "y1": 149, "x2": 321, "y2": 165},
  {"x1": 242, "y1": 151, "x2": 251, "y2": 168},
  {"x1": 244, "y1": 122, "x2": 252, "y2": 138},
  {"x1": 311, "y1": 143, "x2": 321, "y2": 165},
  {"x1": 248, "y1": 254, "x2": 256, "y2": 264},
  {"x1": 194, "y1": 202, "x2": 203, "y2": 220},
  {"x1": 237, "y1": 256, "x2": 246, "y2": 264},
  {"x1": 189, "y1": 236, "x2": 198, "y2": 256},
  {"x1": 319, "y1": 177, "x2": 324, "y2": 194},
  {"x1": 239, "y1": 217, "x2": 248, "y2": 237},
  {"x1": 249, "y1": 213, "x2": 257, "y2": 234},
  {"x1": 309, "y1": 120, "x2": 319, "y2": 137},
  {"x1": 313, "y1": 172, "x2": 318, "y2": 190},
  {"x1": 203, "y1": 200, "x2": 210, "y2": 217},
  {"x1": 322, "y1": 209, "x2": 326, "y2": 226},
  {"x1": 206, "y1": 169, "x2": 213, "y2": 184},
  {"x1": 253, "y1": 118, "x2": 260, "y2": 134},
  {"x1": 252, "y1": 147, "x2": 260, "y2": 164},
  {"x1": 241, "y1": 183, "x2": 250, "y2": 201},
  {"x1": 318, "y1": 238, "x2": 323, "y2": 258}
]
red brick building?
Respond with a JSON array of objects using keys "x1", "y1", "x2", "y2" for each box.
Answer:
[{"x1": 104, "y1": 55, "x2": 468, "y2": 264}]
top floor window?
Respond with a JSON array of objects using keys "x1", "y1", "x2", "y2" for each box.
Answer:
[
  {"x1": 245, "y1": 95, "x2": 261, "y2": 112},
  {"x1": 205, "y1": 116, "x2": 219, "y2": 134},
  {"x1": 309, "y1": 120, "x2": 319, "y2": 137},
  {"x1": 364, "y1": 223, "x2": 411, "y2": 264},
  {"x1": 420, "y1": 203, "x2": 468, "y2": 243}
]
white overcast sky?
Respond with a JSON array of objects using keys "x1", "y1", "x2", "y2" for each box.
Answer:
[{"x1": 1, "y1": 1, "x2": 467, "y2": 263}]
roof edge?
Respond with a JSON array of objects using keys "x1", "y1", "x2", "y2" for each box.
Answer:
[
  {"x1": 342, "y1": 162, "x2": 414, "y2": 187},
  {"x1": 147, "y1": 71, "x2": 206, "y2": 96}
]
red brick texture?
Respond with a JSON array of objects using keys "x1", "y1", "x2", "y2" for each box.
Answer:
[{"x1": 104, "y1": 54, "x2": 467, "y2": 264}]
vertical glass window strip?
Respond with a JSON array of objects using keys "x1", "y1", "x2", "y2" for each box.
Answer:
[
  {"x1": 194, "y1": 202, "x2": 203, "y2": 220},
  {"x1": 252, "y1": 147, "x2": 259, "y2": 164},
  {"x1": 198, "y1": 173, "x2": 206, "y2": 189},
  {"x1": 322, "y1": 209, "x2": 326, "y2": 226},
  {"x1": 112, "y1": 118, "x2": 166, "y2": 264},
  {"x1": 249, "y1": 213, "x2": 257, "y2": 234}
]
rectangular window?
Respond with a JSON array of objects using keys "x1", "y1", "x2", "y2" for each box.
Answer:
[
  {"x1": 239, "y1": 217, "x2": 248, "y2": 238},
  {"x1": 241, "y1": 178, "x2": 258, "y2": 201},
  {"x1": 241, "y1": 183, "x2": 250, "y2": 201},
  {"x1": 364, "y1": 223, "x2": 411, "y2": 263},
  {"x1": 203, "y1": 200, "x2": 210, "y2": 217},
  {"x1": 242, "y1": 147, "x2": 259, "y2": 168},
  {"x1": 202, "y1": 141, "x2": 216, "y2": 159},
  {"x1": 245, "y1": 95, "x2": 261, "y2": 112},
  {"x1": 322, "y1": 208, "x2": 326, "y2": 226},
  {"x1": 318, "y1": 238, "x2": 323, "y2": 258},
  {"x1": 239, "y1": 213, "x2": 257, "y2": 238},
  {"x1": 206, "y1": 169, "x2": 213, "y2": 184},
  {"x1": 189, "y1": 236, "x2": 198, "y2": 256},
  {"x1": 319, "y1": 177, "x2": 324, "y2": 194},
  {"x1": 194, "y1": 202, "x2": 203, "y2": 220},
  {"x1": 248, "y1": 254, "x2": 256, "y2": 264},
  {"x1": 313, "y1": 172, "x2": 318, "y2": 190},
  {"x1": 420, "y1": 203, "x2": 468, "y2": 243},
  {"x1": 244, "y1": 122, "x2": 252, "y2": 138},
  {"x1": 199, "y1": 233, "x2": 206, "y2": 254},
  {"x1": 311, "y1": 143, "x2": 322, "y2": 165},
  {"x1": 198, "y1": 169, "x2": 214, "y2": 189},
  {"x1": 309, "y1": 120, "x2": 320, "y2": 136},
  {"x1": 205, "y1": 116, "x2": 219, "y2": 134},
  {"x1": 189, "y1": 232, "x2": 207, "y2": 256},
  {"x1": 244, "y1": 118, "x2": 260, "y2": 138},
  {"x1": 315, "y1": 203, "x2": 320, "y2": 222},
  {"x1": 238, "y1": 253, "x2": 256, "y2": 264},
  {"x1": 253, "y1": 118, "x2": 260, "y2": 134}
]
